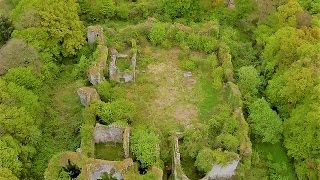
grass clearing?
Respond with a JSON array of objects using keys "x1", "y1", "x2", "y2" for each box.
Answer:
[{"x1": 95, "y1": 143, "x2": 124, "y2": 161}]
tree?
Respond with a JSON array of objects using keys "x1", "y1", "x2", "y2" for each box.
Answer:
[
  {"x1": 3, "y1": 67, "x2": 43, "y2": 90},
  {"x1": 11, "y1": 0, "x2": 85, "y2": 57},
  {"x1": 0, "y1": 38, "x2": 40, "y2": 75},
  {"x1": 237, "y1": 66, "x2": 261, "y2": 104},
  {"x1": 78, "y1": 0, "x2": 115, "y2": 21},
  {"x1": 0, "y1": 105, "x2": 41, "y2": 145},
  {"x1": 0, "y1": 16, "x2": 14, "y2": 46},
  {"x1": 38, "y1": 0, "x2": 85, "y2": 56},
  {"x1": 130, "y1": 127, "x2": 159, "y2": 168},
  {"x1": 283, "y1": 100, "x2": 320, "y2": 179},
  {"x1": 0, "y1": 139, "x2": 22, "y2": 176},
  {"x1": 266, "y1": 65, "x2": 315, "y2": 115},
  {"x1": 0, "y1": 168, "x2": 18, "y2": 180},
  {"x1": 248, "y1": 98, "x2": 282, "y2": 144}
]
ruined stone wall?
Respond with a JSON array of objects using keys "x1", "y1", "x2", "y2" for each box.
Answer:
[
  {"x1": 77, "y1": 87, "x2": 100, "y2": 106},
  {"x1": 94, "y1": 123, "x2": 124, "y2": 144},
  {"x1": 172, "y1": 132, "x2": 190, "y2": 180},
  {"x1": 201, "y1": 160, "x2": 240, "y2": 180},
  {"x1": 123, "y1": 127, "x2": 130, "y2": 158}
]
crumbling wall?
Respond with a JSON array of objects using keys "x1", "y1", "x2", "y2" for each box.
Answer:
[
  {"x1": 172, "y1": 132, "x2": 190, "y2": 180},
  {"x1": 87, "y1": 26, "x2": 108, "y2": 85},
  {"x1": 201, "y1": 160, "x2": 240, "y2": 180},
  {"x1": 123, "y1": 127, "x2": 130, "y2": 158},
  {"x1": 84, "y1": 158, "x2": 133, "y2": 180},
  {"x1": 88, "y1": 44, "x2": 108, "y2": 85},
  {"x1": 77, "y1": 87, "x2": 100, "y2": 106},
  {"x1": 87, "y1": 26, "x2": 104, "y2": 45},
  {"x1": 94, "y1": 123, "x2": 124, "y2": 144},
  {"x1": 108, "y1": 41, "x2": 137, "y2": 83}
]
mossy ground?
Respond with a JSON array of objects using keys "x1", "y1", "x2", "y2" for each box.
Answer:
[{"x1": 95, "y1": 143, "x2": 124, "y2": 161}]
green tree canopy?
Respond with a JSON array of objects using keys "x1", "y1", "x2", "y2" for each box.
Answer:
[
  {"x1": 237, "y1": 66, "x2": 261, "y2": 103},
  {"x1": 130, "y1": 127, "x2": 159, "y2": 168},
  {"x1": 248, "y1": 98, "x2": 283, "y2": 144}
]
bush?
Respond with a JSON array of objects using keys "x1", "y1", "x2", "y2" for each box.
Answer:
[
  {"x1": 213, "y1": 134, "x2": 239, "y2": 152},
  {"x1": 3, "y1": 67, "x2": 42, "y2": 90},
  {"x1": 130, "y1": 127, "x2": 159, "y2": 168},
  {"x1": 195, "y1": 147, "x2": 239, "y2": 173},
  {"x1": 98, "y1": 99, "x2": 135, "y2": 125},
  {"x1": 237, "y1": 66, "x2": 261, "y2": 104},
  {"x1": 248, "y1": 98, "x2": 283, "y2": 144},
  {"x1": 0, "y1": 38, "x2": 40, "y2": 75},
  {"x1": 0, "y1": 16, "x2": 14, "y2": 46},
  {"x1": 149, "y1": 23, "x2": 167, "y2": 46},
  {"x1": 96, "y1": 81, "x2": 112, "y2": 102},
  {"x1": 116, "y1": 3, "x2": 130, "y2": 20}
]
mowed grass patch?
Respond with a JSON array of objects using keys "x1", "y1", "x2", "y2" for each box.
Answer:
[{"x1": 95, "y1": 143, "x2": 124, "y2": 161}]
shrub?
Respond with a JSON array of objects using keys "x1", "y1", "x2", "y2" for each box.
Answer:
[
  {"x1": 3, "y1": 67, "x2": 42, "y2": 90},
  {"x1": 248, "y1": 98, "x2": 283, "y2": 144},
  {"x1": 116, "y1": 3, "x2": 130, "y2": 20},
  {"x1": 213, "y1": 134, "x2": 239, "y2": 152},
  {"x1": 237, "y1": 66, "x2": 261, "y2": 104},
  {"x1": 0, "y1": 16, "x2": 14, "y2": 46},
  {"x1": 0, "y1": 38, "x2": 40, "y2": 75},
  {"x1": 149, "y1": 23, "x2": 167, "y2": 46},
  {"x1": 71, "y1": 55, "x2": 91, "y2": 79},
  {"x1": 98, "y1": 99, "x2": 135, "y2": 125},
  {"x1": 130, "y1": 127, "x2": 159, "y2": 168},
  {"x1": 195, "y1": 147, "x2": 239, "y2": 173},
  {"x1": 96, "y1": 81, "x2": 112, "y2": 102}
]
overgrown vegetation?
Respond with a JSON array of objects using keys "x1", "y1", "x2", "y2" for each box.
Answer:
[{"x1": 0, "y1": 0, "x2": 319, "y2": 179}]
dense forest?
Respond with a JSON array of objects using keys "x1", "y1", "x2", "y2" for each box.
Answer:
[{"x1": 0, "y1": 0, "x2": 319, "y2": 179}]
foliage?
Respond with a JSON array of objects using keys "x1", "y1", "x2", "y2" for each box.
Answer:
[
  {"x1": 130, "y1": 127, "x2": 160, "y2": 168},
  {"x1": 79, "y1": 0, "x2": 115, "y2": 21},
  {"x1": 149, "y1": 23, "x2": 167, "y2": 46},
  {"x1": 97, "y1": 81, "x2": 112, "y2": 102},
  {"x1": 3, "y1": 67, "x2": 42, "y2": 90},
  {"x1": 182, "y1": 123, "x2": 209, "y2": 158},
  {"x1": 0, "y1": 16, "x2": 14, "y2": 46},
  {"x1": 195, "y1": 147, "x2": 239, "y2": 173},
  {"x1": 98, "y1": 99, "x2": 135, "y2": 125},
  {"x1": 0, "y1": 168, "x2": 18, "y2": 180},
  {"x1": 0, "y1": 138, "x2": 22, "y2": 176},
  {"x1": 11, "y1": 0, "x2": 85, "y2": 58},
  {"x1": 248, "y1": 98, "x2": 282, "y2": 144},
  {"x1": 237, "y1": 66, "x2": 261, "y2": 104},
  {"x1": 0, "y1": 38, "x2": 40, "y2": 75}
]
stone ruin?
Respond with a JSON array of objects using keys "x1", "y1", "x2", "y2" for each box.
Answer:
[
  {"x1": 87, "y1": 26, "x2": 104, "y2": 45},
  {"x1": 109, "y1": 48, "x2": 137, "y2": 83},
  {"x1": 172, "y1": 132, "x2": 240, "y2": 180},
  {"x1": 87, "y1": 26, "x2": 109, "y2": 86},
  {"x1": 201, "y1": 160, "x2": 240, "y2": 180},
  {"x1": 172, "y1": 132, "x2": 189, "y2": 180},
  {"x1": 88, "y1": 158, "x2": 133, "y2": 180},
  {"x1": 77, "y1": 87, "x2": 100, "y2": 106},
  {"x1": 94, "y1": 123, "x2": 130, "y2": 159}
]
